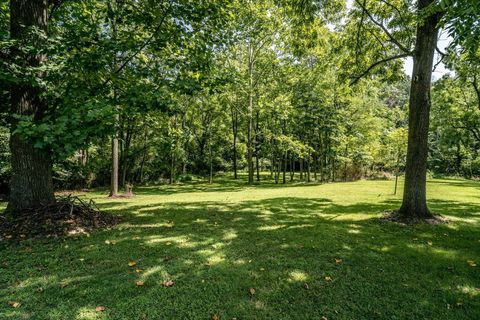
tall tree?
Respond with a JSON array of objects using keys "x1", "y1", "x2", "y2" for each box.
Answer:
[
  {"x1": 7, "y1": 0, "x2": 55, "y2": 213},
  {"x1": 398, "y1": 0, "x2": 442, "y2": 218}
]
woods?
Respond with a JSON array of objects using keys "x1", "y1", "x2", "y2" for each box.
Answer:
[
  {"x1": 0, "y1": 0, "x2": 479, "y2": 219},
  {"x1": 1, "y1": 1, "x2": 480, "y2": 319}
]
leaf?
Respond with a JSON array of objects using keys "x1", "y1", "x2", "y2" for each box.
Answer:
[
  {"x1": 212, "y1": 314, "x2": 220, "y2": 320},
  {"x1": 321, "y1": 317, "x2": 328, "y2": 320},
  {"x1": 303, "y1": 283, "x2": 310, "y2": 290},
  {"x1": 135, "y1": 268, "x2": 143, "y2": 273},
  {"x1": 95, "y1": 306, "x2": 106, "y2": 312},
  {"x1": 59, "y1": 282, "x2": 68, "y2": 288},
  {"x1": 249, "y1": 287, "x2": 256, "y2": 295},
  {"x1": 467, "y1": 260, "x2": 477, "y2": 267},
  {"x1": 325, "y1": 276, "x2": 332, "y2": 281},
  {"x1": 162, "y1": 280, "x2": 175, "y2": 287},
  {"x1": 8, "y1": 301, "x2": 21, "y2": 308},
  {"x1": 335, "y1": 258, "x2": 343, "y2": 264},
  {"x1": 136, "y1": 280, "x2": 145, "y2": 286},
  {"x1": 427, "y1": 241, "x2": 433, "y2": 246},
  {"x1": 128, "y1": 260, "x2": 137, "y2": 267}
]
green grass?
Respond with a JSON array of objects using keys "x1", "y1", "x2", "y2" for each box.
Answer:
[{"x1": 1, "y1": 177, "x2": 479, "y2": 319}]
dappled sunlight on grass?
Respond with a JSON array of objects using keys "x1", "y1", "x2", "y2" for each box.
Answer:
[
  {"x1": 288, "y1": 270, "x2": 309, "y2": 282},
  {"x1": 1, "y1": 178, "x2": 480, "y2": 319}
]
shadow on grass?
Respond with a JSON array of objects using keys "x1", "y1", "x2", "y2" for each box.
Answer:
[{"x1": 1, "y1": 187, "x2": 479, "y2": 319}]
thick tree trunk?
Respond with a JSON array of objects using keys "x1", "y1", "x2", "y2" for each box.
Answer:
[
  {"x1": 7, "y1": 0, "x2": 55, "y2": 213},
  {"x1": 399, "y1": 0, "x2": 442, "y2": 219}
]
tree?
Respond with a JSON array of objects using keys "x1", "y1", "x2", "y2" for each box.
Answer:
[{"x1": 6, "y1": 0, "x2": 55, "y2": 213}]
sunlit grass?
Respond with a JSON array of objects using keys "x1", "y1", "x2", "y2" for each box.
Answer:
[{"x1": 1, "y1": 176, "x2": 479, "y2": 319}]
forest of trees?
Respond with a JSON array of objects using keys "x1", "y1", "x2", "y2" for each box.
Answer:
[{"x1": 0, "y1": 0, "x2": 479, "y2": 221}]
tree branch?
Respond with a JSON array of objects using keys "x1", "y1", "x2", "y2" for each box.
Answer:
[
  {"x1": 354, "y1": 0, "x2": 411, "y2": 54},
  {"x1": 101, "y1": 0, "x2": 174, "y2": 87},
  {"x1": 350, "y1": 53, "x2": 410, "y2": 85}
]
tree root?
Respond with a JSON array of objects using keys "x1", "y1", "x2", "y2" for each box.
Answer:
[
  {"x1": 381, "y1": 210, "x2": 448, "y2": 225},
  {"x1": 0, "y1": 195, "x2": 120, "y2": 240}
]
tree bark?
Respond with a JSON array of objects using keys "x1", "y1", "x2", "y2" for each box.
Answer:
[
  {"x1": 247, "y1": 42, "x2": 254, "y2": 184},
  {"x1": 231, "y1": 106, "x2": 238, "y2": 179},
  {"x1": 110, "y1": 136, "x2": 119, "y2": 196},
  {"x1": 399, "y1": 0, "x2": 442, "y2": 219},
  {"x1": 7, "y1": 0, "x2": 55, "y2": 213}
]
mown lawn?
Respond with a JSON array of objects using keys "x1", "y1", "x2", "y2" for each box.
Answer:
[{"x1": 1, "y1": 177, "x2": 479, "y2": 319}]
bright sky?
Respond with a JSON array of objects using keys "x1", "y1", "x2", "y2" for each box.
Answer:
[
  {"x1": 344, "y1": 0, "x2": 452, "y2": 80},
  {"x1": 403, "y1": 30, "x2": 452, "y2": 80}
]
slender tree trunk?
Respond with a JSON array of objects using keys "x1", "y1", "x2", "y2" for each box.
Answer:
[
  {"x1": 307, "y1": 157, "x2": 311, "y2": 182},
  {"x1": 394, "y1": 155, "x2": 400, "y2": 195},
  {"x1": 399, "y1": 0, "x2": 442, "y2": 219},
  {"x1": 139, "y1": 123, "x2": 148, "y2": 184},
  {"x1": 247, "y1": 43, "x2": 254, "y2": 184},
  {"x1": 110, "y1": 135, "x2": 119, "y2": 196},
  {"x1": 290, "y1": 153, "x2": 294, "y2": 181},
  {"x1": 300, "y1": 158, "x2": 303, "y2": 180},
  {"x1": 121, "y1": 119, "x2": 133, "y2": 188},
  {"x1": 7, "y1": 0, "x2": 55, "y2": 213},
  {"x1": 271, "y1": 149, "x2": 274, "y2": 178},
  {"x1": 209, "y1": 136, "x2": 213, "y2": 184},
  {"x1": 231, "y1": 106, "x2": 238, "y2": 179},
  {"x1": 109, "y1": 2, "x2": 119, "y2": 197},
  {"x1": 255, "y1": 111, "x2": 260, "y2": 181},
  {"x1": 169, "y1": 116, "x2": 177, "y2": 185}
]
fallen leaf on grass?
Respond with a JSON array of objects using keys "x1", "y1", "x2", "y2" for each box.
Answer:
[
  {"x1": 321, "y1": 317, "x2": 328, "y2": 320},
  {"x1": 427, "y1": 241, "x2": 433, "y2": 246},
  {"x1": 95, "y1": 306, "x2": 105, "y2": 312},
  {"x1": 303, "y1": 283, "x2": 310, "y2": 290},
  {"x1": 8, "y1": 301, "x2": 21, "y2": 308},
  {"x1": 335, "y1": 258, "x2": 343, "y2": 264},
  {"x1": 136, "y1": 280, "x2": 145, "y2": 286},
  {"x1": 467, "y1": 260, "x2": 477, "y2": 267},
  {"x1": 59, "y1": 282, "x2": 68, "y2": 289},
  {"x1": 212, "y1": 314, "x2": 220, "y2": 320},
  {"x1": 325, "y1": 276, "x2": 332, "y2": 281},
  {"x1": 128, "y1": 260, "x2": 137, "y2": 267},
  {"x1": 135, "y1": 268, "x2": 143, "y2": 273},
  {"x1": 162, "y1": 280, "x2": 175, "y2": 287},
  {"x1": 249, "y1": 288, "x2": 256, "y2": 295}
]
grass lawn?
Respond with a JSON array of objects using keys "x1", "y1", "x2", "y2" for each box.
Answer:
[{"x1": 1, "y1": 177, "x2": 479, "y2": 319}]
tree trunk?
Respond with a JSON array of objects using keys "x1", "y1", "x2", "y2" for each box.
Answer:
[
  {"x1": 110, "y1": 136, "x2": 119, "y2": 196},
  {"x1": 247, "y1": 43, "x2": 254, "y2": 184},
  {"x1": 300, "y1": 158, "x2": 303, "y2": 180},
  {"x1": 138, "y1": 123, "x2": 148, "y2": 184},
  {"x1": 255, "y1": 111, "x2": 260, "y2": 181},
  {"x1": 231, "y1": 106, "x2": 238, "y2": 179},
  {"x1": 307, "y1": 157, "x2": 311, "y2": 182},
  {"x1": 121, "y1": 119, "x2": 133, "y2": 188},
  {"x1": 209, "y1": 136, "x2": 213, "y2": 184},
  {"x1": 290, "y1": 153, "x2": 294, "y2": 181},
  {"x1": 7, "y1": 0, "x2": 55, "y2": 214},
  {"x1": 398, "y1": 0, "x2": 442, "y2": 219}
]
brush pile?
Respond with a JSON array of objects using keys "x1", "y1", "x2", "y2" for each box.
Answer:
[{"x1": 0, "y1": 195, "x2": 119, "y2": 239}]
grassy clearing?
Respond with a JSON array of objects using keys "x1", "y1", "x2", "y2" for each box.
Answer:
[{"x1": 1, "y1": 177, "x2": 479, "y2": 319}]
